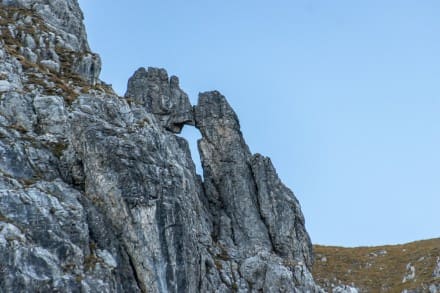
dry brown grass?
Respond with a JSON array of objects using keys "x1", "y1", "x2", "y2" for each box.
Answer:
[
  {"x1": 313, "y1": 238, "x2": 440, "y2": 292},
  {"x1": 9, "y1": 123, "x2": 28, "y2": 133}
]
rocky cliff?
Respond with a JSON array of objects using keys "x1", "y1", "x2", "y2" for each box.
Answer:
[{"x1": 0, "y1": 0, "x2": 323, "y2": 292}]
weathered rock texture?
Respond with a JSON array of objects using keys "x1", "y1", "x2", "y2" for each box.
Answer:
[
  {"x1": 125, "y1": 67, "x2": 194, "y2": 133},
  {"x1": 0, "y1": 0, "x2": 323, "y2": 292}
]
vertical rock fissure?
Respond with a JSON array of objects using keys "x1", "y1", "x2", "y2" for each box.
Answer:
[{"x1": 127, "y1": 251, "x2": 146, "y2": 293}]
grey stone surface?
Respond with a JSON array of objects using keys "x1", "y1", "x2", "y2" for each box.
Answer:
[
  {"x1": 0, "y1": 0, "x2": 326, "y2": 292},
  {"x1": 0, "y1": 92, "x2": 36, "y2": 132},
  {"x1": 402, "y1": 262, "x2": 416, "y2": 283},
  {"x1": 0, "y1": 80, "x2": 12, "y2": 92},
  {"x1": 125, "y1": 67, "x2": 194, "y2": 133},
  {"x1": 251, "y1": 154, "x2": 314, "y2": 267},
  {"x1": 1, "y1": 0, "x2": 101, "y2": 84},
  {"x1": 40, "y1": 59, "x2": 61, "y2": 72},
  {"x1": 67, "y1": 93, "x2": 211, "y2": 292},
  {"x1": 74, "y1": 52, "x2": 102, "y2": 85},
  {"x1": 33, "y1": 95, "x2": 67, "y2": 135},
  {"x1": 434, "y1": 257, "x2": 440, "y2": 278},
  {"x1": 0, "y1": 179, "x2": 119, "y2": 292},
  {"x1": 1, "y1": 0, "x2": 89, "y2": 51},
  {"x1": 195, "y1": 91, "x2": 322, "y2": 292}
]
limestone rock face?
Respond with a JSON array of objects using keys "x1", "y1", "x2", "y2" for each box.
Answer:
[
  {"x1": 0, "y1": 0, "x2": 323, "y2": 292},
  {"x1": 0, "y1": 0, "x2": 101, "y2": 85},
  {"x1": 125, "y1": 67, "x2": 194, "y2": 133},
  {"x1": 66, "y1": 93, "x2": 211, "y2": 292},
  {"x1": 195, "y1": 92, "x2": 313, "y2": 267},
  {"x1": 195, "y1": 91, "x2": 319, "y2": 292},
  {"x1": 434, "y1": 257, "x2": 440, "y2": 279},
  {"x1": 1, "y1": 0, "x2": 89, "y2": 51}
]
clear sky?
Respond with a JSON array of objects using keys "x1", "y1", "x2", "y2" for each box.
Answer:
[{"x1": 78, "y1": 0, "x2": 439, "y2": 247}]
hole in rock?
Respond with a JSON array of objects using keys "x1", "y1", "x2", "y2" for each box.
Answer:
[{"x1": 178, "y1": 126, "x2": 203, "y2": 176}]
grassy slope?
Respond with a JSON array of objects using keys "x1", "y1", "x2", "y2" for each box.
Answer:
[{"x1": 313, "y1": 238, "x2": 440, "y2": 292}]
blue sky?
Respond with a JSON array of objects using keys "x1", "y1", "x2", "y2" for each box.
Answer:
[{"x1": 78, "y1": 0, "x2": 440, "y2": 247}]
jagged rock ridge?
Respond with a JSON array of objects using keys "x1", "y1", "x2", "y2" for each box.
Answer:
[{"x1": 0, "y1": 0, "x2": 324, "y2": 292}]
